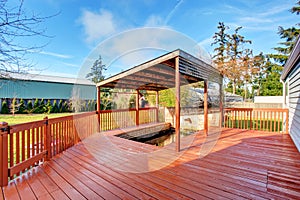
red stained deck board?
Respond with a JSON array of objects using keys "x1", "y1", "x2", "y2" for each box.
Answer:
[{"x1": 1, "y1": 128, "x2": 300, "y2": 199}]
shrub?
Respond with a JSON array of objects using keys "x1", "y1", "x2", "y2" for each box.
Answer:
[
  {"x1": 58, "y1": 99, "x2": 63, "y2": 113},
  {"x1": 62, "y1": 101, "x2": 69, "y2": 112},
  {"x1": 1, "y1": 100, "x2": 9, "y2": 114},
  {"x1": 33, "y1": 98, "x2": 40, "y2": 113},
  {"x1": 17, "y1": 99, "x2": 26, "y2": 114},
  {"x1": 45, "y1": 100, "x2": 52, "y2": 114},
  {"x1": 10, "y1": 98, "x2": 19, "y2": 115},
  {"x1": 40, "y1": 99, "x2": 46, "y2": 113},
  {"x1": 26, "y1": 100, "x2": 33, "y2": 113},
  {"x1": 51, "y1": 100, "x2": 59, "y2": 113}
]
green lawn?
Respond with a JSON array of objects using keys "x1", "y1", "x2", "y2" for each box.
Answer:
[{"x1": 0, "y1": 113, "x2": 73, "y2": 125}]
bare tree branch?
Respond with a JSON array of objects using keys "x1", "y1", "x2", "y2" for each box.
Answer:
[{"x1": 0, "y1": 0, "x2": 58, "y2": 78}]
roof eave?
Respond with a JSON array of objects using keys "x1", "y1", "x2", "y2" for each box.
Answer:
[{"x1": 281, "y1": 36, "x2": 300, "y2": 81}]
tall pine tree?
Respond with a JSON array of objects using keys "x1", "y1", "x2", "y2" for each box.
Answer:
[
  {"x1": 86, "y1": 55, "x2": 107, "y2": 83},
  {"x1": 259, "y1": 1, "x2": 300, "y2": 96}
]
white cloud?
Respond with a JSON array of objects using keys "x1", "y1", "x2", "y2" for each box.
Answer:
[
  {"x1": 78, "y1": 28, "x2": 211, "y2": 77},
  {"x1": 165, "y1": 0, "x2": 184, "y2": 24},
  {"x1": 144, "y1": 15, "x2": 164, "y2": 27},
  {"x1": 61, "y1": 62, "x2": 79, "y2": 68},
  {"x1": 220, "y1": 1, "x2": 295, "y2": 32},
  {"x1": 79, "y1": 9, "x2": 116, "y2": 42},
  {"x1": 39, "y1": 51, "x2": 72, "y2": 59}
]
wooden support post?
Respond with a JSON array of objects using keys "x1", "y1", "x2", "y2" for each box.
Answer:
[
  {"x1": 175, "y1": 56, "x2": 181, "y2": 152},
  {"x1": 156, "y1": 90, "x2": 159, "y2": 122},
  {"x1": 250, "y1": 109, "x2": 253, "y2": 130},
  {"x1": 285, "y1": 109, "x2": 289, "y2": 134},
  {"x1": 204, "y1": 80, "x2": 208, "y2": 136},
  {"x1": 43, "y1": 117, "x2": 51, "y2": 161},
  {"x1": 136, "y1": 90, "x2": 140, "y2": 126},
  {"x1": 97, "y1": 86, "x2": 101, "y2": 132},
  {"x1": 219, "y1": 82, "x2": 223, "y2": 128},
  {"x1": 0, "y1": 122, "x2": 9, "y2": 186}
]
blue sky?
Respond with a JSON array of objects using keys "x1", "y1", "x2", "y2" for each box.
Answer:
[{"x1": 16, "y1": 0, "x2": 299, "y2": 78}]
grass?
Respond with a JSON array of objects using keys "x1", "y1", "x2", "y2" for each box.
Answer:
[{"x1": 0, "y1": 113, "x2": 73, "y2": 125}]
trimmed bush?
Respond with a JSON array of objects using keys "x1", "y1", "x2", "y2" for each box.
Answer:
[
  {"x1": 51, "y1": 100, "x2": 59, "y2": 113},
  {"x1": 17, "y1": 99, "x2": 26, "y2": 114},
  {"x1": 40, "y1": 99, "x2": 46, "y2": 113},
  {"x1": 1, "y1": 100, "x2": 9, "y2": 114},
  {"x1": 26, "y1": 100, "x2": 33, "y2": 113},
  {"x1": 45, "y1": 100, "x2": 52, "y2": 114},
  {"x1": 58, "y1": 99, "x2": 63, "y2": 113},
  {"x1": 33, "y1": 98, "x2": 40, "y2": 113},
  {"x1": 62, "y1": 101, "x2": 69, "y2": 112}
]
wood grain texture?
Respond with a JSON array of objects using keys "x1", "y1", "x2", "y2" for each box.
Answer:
[{"x1": 2, "y1": 128, "x2": 300, "y2": 199}]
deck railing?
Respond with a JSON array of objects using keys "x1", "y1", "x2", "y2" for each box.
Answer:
[
  {"x1": 0, "y1": 112, "x2": 98, "y2": 186},
  {"x1": 224, "y1": 108, "x2": 289, "y2": 133},
  {"x1": 0, "y1": 108, "x2": 162, "y2": 186},
  {"x1": 100, "y1": 109, "x2": 136, "y2": 131},
  {"x1": 99, "y1": 107, "x2": 162, "y2": 131}
]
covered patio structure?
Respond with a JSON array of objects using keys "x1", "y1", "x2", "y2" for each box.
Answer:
[{"x1": 96, "y1": 49, "x2": 223, "y2": 152}]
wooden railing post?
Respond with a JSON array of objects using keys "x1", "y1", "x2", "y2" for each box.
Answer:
[
  {"x1": 175, "y1": 56, "x2": 181, "y2": 152},
  {"x1": 43, "y1": 117, "x2": 51, "y2": 161},
  {"x1": 156, "y1": 91, "x2": 159, "y2": 123},
  {"x1": 0, "y1": 122, "x2": 9, "y2": 186},
  {"x1": 285, "y1": 109, "x2": 289, "y2": 134},
  {"x1": 97, "y1": 86, "x2": 101, "y2": 132},
  {"x1": 203, "y1": 80, "x2": 208, "y2": 136},
  {"x1": 136, "y1": 90, "x2": 140, "y2": 126},
  {"x1": 249, "y1": 109, "x2": 253, "y2": 130}
]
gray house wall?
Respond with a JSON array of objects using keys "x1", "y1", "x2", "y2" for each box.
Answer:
[{"x1": 281, "y1": 36, "x2": 300, "y2": 152}]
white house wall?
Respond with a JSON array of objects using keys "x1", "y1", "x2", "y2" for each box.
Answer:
[{"x1": 288, "y1": 62, "x2": 300, "y2": 151}]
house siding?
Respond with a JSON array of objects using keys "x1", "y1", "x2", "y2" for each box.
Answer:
[
  {"x1": 0, "y1": 79, "x2": 96, "y2": 100},
  {"x1": 288, "y1": 62, "x2": 300, "y2": 151}
]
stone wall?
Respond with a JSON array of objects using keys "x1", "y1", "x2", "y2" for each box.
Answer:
[{"x1": 164, "y1": 107, "x2": 221, "y2": 131}]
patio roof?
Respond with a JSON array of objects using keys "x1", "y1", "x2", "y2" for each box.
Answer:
[{"x1": 97, "y1": 49, "x2": 222, "y2": 91}]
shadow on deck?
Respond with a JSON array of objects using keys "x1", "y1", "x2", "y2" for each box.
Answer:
[{"x1": 1, "y1": 128, "x2": 300, "y2": 199}]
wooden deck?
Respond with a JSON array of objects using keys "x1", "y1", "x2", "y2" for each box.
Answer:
[{"x1": 1, "y1": 128, "x2": 300, "y2": 199}]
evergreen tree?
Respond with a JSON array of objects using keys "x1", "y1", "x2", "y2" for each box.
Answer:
[
  {"x1": 212, "y1": 23, "x2": 252, "y2": 95},
  {"x1": 58, "y1": 99, "x2": 63, "y2": 113},
  {"x1": 40, "y1": 99, "x2": 45, "y2": 113},
  {"x1": 91, "y1": 100, "x2": 96, "y2": 111},
  {"x1": 226, "y1": 26, "x2": 252, "y2": 94},
  {"x1": 211, "y1": 22, "x2": 229, "y2": 75},
  {"x1": 26, "y1": 100, "x2": 33, "y2": 113},
  {"x1": 1, "y1": 100, "x2": 9, "y2": 114},
  {"x1": 17, "y1": 99, "x2": 26, "y2": 114},
  {"x1": 51, "y1": 100, "x2": 59, "y2": 113},
  {"x1": 33, "y1": 98, "x2": 40, "y2": 113},
  {"x1": 259, "y1": 1, "x2": 300, "y2": 96},
  {"x1": 45, "y1": 100, "x2": 52, "y2": 114},
  {"x1": 290, "y1": 1, "x2": 300, "y2": 15},
  {"x1": 86, "y1": 55, "x2": 107, "y2": 83},
  {"x1": 63, "y1": 101, "x2": 69, "y2": 112}
]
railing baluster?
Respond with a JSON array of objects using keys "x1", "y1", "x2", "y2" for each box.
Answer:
[
  {"x1": 222, "y1": 108, "x2": 288, "y2": 133},
  {"x1": 16, "y1": 131, "x2": 20, "y2": 175},
  {"x1": 0, "y1": 122, "x2": 9, "y2": 186}
]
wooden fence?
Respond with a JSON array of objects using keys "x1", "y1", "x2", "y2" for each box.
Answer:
[
  {"x1": 0, "y1": 112, "x2": 98, "y2": 186},
  {"x1": 0, "y1": 108, "x2": 163, "y2": 186},
  {"x1": 99, "y1": 107, "x2": 161, "y2": 131},
  {"x1": 224, "y1": 108, "x2": 289, "y2": 133}
]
